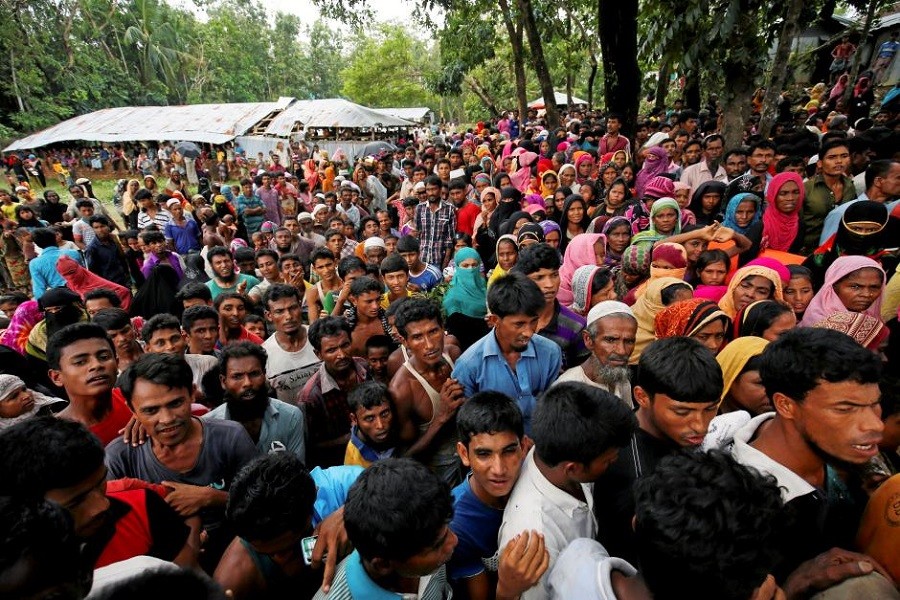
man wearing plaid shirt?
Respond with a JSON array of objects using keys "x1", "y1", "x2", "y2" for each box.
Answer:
[{"x1": 415, "y1": 175, "x2": 456, "y2": 269}]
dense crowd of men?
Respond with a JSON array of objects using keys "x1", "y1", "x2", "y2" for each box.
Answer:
[{"x1": 0, "y1": 81, "x2": 899, "y2": 600}]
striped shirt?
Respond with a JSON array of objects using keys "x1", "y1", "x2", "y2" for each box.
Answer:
[
  {"x1": 313, "y1": 550, "x2": 452, "y2": 599},
  {"x1": 538, "y1": 302, "x2": 589, "y2": 369}
]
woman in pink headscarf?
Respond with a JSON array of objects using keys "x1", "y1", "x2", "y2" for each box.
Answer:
[
  {"x1": 557, "y1": 233, "x2": 606, "y2": 307},
  {"x1": 800, "y1": 256, "x2": 885, "y2": 327},
  {"x1": 635, "y1": 146, "x2": 670, "y2": 199},
  {"x1": 56, "y1": 255, "x2": 132, "y2": 312},
  {"x1": 508, "y1": 150, "x2": 538, "y2": 194},
  {"x1": 573, "y1": 153, "x2": 595, "y2": 186}
]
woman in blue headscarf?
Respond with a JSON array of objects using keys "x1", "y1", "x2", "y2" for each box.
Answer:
[
  {"x1": 722, "y1": 192, "x2": 762, "y2": 237},
  {"x1": 443, "y1": 247, "x2": 490, "y2": 351}
]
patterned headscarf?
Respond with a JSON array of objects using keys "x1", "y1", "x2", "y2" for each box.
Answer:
[{"x1": 655, "y1": 298, "x2": 731, "y2": 340}]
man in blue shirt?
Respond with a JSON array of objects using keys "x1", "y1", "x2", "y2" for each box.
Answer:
[
  {"x1": 236, "y1": 178, "x2": 266, "y2": 235},
  {"x1": 29, "y1": 227, "x2": 82, "y2": 300},
  {"x1": 449, "y1": 391, "x2": 548, "y2": 599},
  {"x1": 452, "y1": 272, "x2": 562, "y2": 434},
  {"x1": 84, "y1": 216, "x2": 130, "y2": 287}
]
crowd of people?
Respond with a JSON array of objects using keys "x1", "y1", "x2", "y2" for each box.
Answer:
[{"x1": 0, "y1": 83, "x2": 900, "y2": 600}]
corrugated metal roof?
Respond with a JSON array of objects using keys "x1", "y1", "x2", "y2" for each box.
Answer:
[
  {"x1": 372, "y1": 107, "x2": 433, "y2": 121},
  {"x1": 265, "y1": 98, "x2": 414, "y2": 135},
  {"x1": 528, "y1": 91, "x2": 588, "y2": 108},
  {"x1": 4, "y1": 101, "x2": 287, "y2": 151}
]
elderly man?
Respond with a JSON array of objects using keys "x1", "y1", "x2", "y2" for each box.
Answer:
[{"x1": 554, "y1": 300, "x2": 636, "y2": 406}]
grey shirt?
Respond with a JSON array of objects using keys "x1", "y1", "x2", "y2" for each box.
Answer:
[{"x1": 105, "y1": 418, "x2": 258, "y2": 528}]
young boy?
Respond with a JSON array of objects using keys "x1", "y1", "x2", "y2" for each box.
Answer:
[
  {"x1": 344, "y1": 381, "x2": 398, "y2": 468},
  {"x1": 72, "y1": 199, "x2": 96, "y2": 250},
  {"x1": 314, "y1": 459, "x2": 457, "y2": 598},
  {"x1": 397, "y1": 235, "x2": 442, "y2": 292},
  {"x1": 364, "y1": 334, "x2": 392, "y2": 384},
  {"x1": 379, "y1": 253, "x2": 412, "y2": 309},
  {"x1": 449, "y1": 391, "x2": 548, "y2": 600},
  {"x1": 593, "y1": 336, "x2": 723, "y2": 565},
  {"x1": 499, "y1": 382, "x2": 637, "y2": 600}
]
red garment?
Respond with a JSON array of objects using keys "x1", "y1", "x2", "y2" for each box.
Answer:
[
  {"x1": 237, "y1": 327, "x2": 264, "y2": 345},
  {"x1": 89, "y1": 390, "x2": 133, "y2": 446},
  {"x1": 93, "y1": 487, "x2": 190, "y2": 568},
  {"x1": 57, "y1": 255, "x2": 132, "y2": 312},
  {"x1": 762, "y1": 172, "x2": 804, "y2": 252},
  {"x1": 456, "y1": 202, "x2": 480, "y2": 236}
]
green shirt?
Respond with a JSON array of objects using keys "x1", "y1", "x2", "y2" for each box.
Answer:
[
  {"x1": 802, "y1": 174, "x2": 857, "y2": 252},
  {"x1": 205, "y1": 273, "x2": 260, "y2": 300}
]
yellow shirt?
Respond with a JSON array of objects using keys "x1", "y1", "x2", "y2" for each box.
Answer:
[
  {"x1": 344, "y1": 442, "x2": 374, "y2": 469},
  {"x1": 1, "y1": 202, "x2": 20, "y2": 221}
]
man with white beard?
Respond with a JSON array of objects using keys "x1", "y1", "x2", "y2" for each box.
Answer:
[{"x1": 553, "y1": 301, "x2": 636, "y2": 408}]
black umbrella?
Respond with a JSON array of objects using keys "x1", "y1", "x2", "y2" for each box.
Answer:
[
  {"x1": 174, "y1": 141, "x2": 202, "y2": 158},
  {"x1": 355, "y1": 141, "x2": 396, "y2": 159}
]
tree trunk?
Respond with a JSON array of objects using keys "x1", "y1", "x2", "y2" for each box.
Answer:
[
  {"x1": 464, "y1": 74, "x2": 501, "y2": 115},
  {"x1": 683, "y1": 73, "x2": 701, "y2": 111},
  {"x1": 758, "y1": 0, "x2": 804, "y2": 138},
  {"x1": 519, "y1": 0, "x2": 560, "y2": 127},
  {"x1": 498, "y1": 0, "x2": 529, "y2": 120},
  {"x1": 565, "y1": 3, "x2": 599, "y2": 110},
  {"x1": 587, "y1": 60, "x2": 598, "y2": 111},
  {"x1": 654, "y1": 57, "x2": 670, "y2": 109},
  {"x1": 841, "y1": 0, "x2": 879, "y2": 106},
  {"x1": 565, "y1": 19, "x2": 573, "y2": 107},
  {"x1": 598, "y1": 0, "x2": 640, "y2": 132},
  {"x1": 9, "y1": 48, "x2": 25, "y2": 112}
]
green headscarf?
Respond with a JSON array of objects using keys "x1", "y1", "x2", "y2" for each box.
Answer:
[
  {"x1": 443, "y1": 247, "x2": 487, "y2": 319},
  {"x1": 631, "y1": 197, "x2": 682, "y2": 245}
]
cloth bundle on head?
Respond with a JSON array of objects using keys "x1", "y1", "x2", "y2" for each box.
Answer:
[
  {"x1": 570, "y1": 265, "x2": 612, "y2": 314},
  {"x1": 642, "y1": 174, "x2": 676, "y2": 201},
  {"x1": 722, "y1": 193, "x2": 762, "y2": 236},
  {"x1": 800, "y1": 256, "x2": 885, "y2": 327},
  {"x1": 715, "y1": 336, "x2": 769, "y2": 402},
  {"x1": 443, "y1": 247, "x2": 487, "y2": 319},
  {"x1": 812, "y1": 311, "x2": 887, "y2": 351},
  {"x1": 558, "y1": 233, "x2": 605, "y2": 307},
  {"x1": 586, "y1": 300, "x2": 634, "y2": 329},
  {"x1": 762, "y1": 172, "x2": 804, "y2": 252},
  {"x1": 631, "y1": 277, "x2": 693, "y2": 364},
  {"x1": 524, "y1": 204, "x2": 546, "y2": 218},
  {"x1": 629, "y1": 242, "x2": 688, "y2": 302},
  {"x1": 621, "y1": 243, "x2": 652, "y2": 276},
  {"x1": 654, "y1": 298, "x2": 729, "y2": 340},
  {"x1": 524, "y1": 193, "x2": 545, "y2": 209},
  {"x1": 718, "y1": 265, "x2": 784, "y2": 319},
  {"x1": 642, "y1": 133, "x2": 669, "y2": 151},
  {"x1": 635, "y1": 147, "x2": 670, "y2": 199}
]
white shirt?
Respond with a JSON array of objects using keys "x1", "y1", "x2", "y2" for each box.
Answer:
[
  {"x1": 262, "y1": 330, "x2": 322, "y2": 404},
  {"x1": 731, "y1": 412, "x2": 816, "y2": 503},
  {"x1": 499, "y1": 448, "x2": 597, "y2": 600},
  {"x1": 553, "y1": 366, "x2": 633, "y2": 408}
]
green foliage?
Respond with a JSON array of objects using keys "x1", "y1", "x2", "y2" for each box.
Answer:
[{"x1": 340, "y1": 24, "x2": 439, "y2": 109}]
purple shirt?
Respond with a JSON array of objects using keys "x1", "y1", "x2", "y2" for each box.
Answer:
[
  {"x1": 256, "y1": 185, "x2": 282, "y2": 225},
  {"x1": 141, "y1": 252, "x2": 184, "y2": 281}
]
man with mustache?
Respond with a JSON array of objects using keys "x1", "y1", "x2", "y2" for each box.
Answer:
[
  {"x1": 680, "y1": 134, "x2": 727, "y2": 191},
  {"x1": 732, "y1": 328, "x2": 890, "y2": 597},
  {"x1": 389, "y1": 298, "x2": 463, "y2": 486},
  {"x1": 592, "y1": 336, "x2": 723, "y2": 565},
  {"x1": 48, "y1": 323, "x2": 132, "y2": 446},
  {"x1": 203, "y1": 342, "x2": 305, "y2": 460},
  {"x1": 205, "y1": 246, "x2": 259, "y2": 301},
  {"x1": 554, "y1": 301, "x2": 637, "y2": 408},
  {"x1": 107, "y1": 353, "x2": 258, "y2": 571}
]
